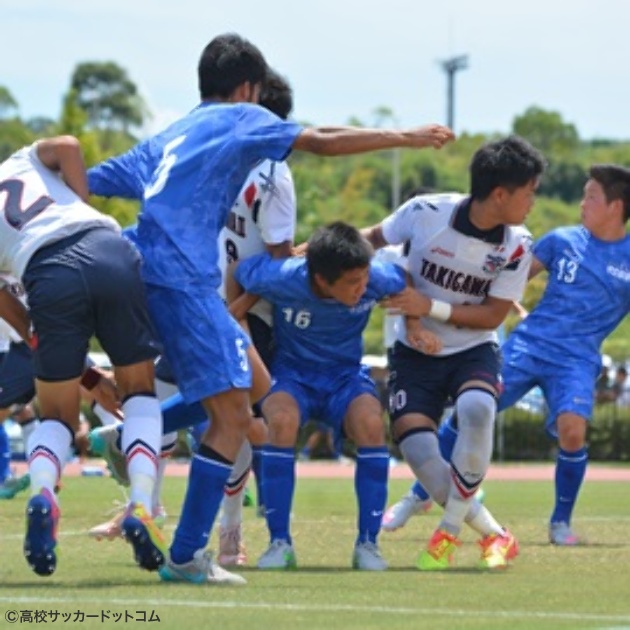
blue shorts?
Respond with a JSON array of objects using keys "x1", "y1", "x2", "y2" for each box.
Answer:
[
  {"x1": 268, "y1": 364, "x2": 377, "y2": 436},
  {"x1": 500, "y1": 337, "x2": 599, "y2": 438},
  {"x1": 0, "y1": 342, "x2": 35, "y2": 409},
  {"x1": 22, "y1": 228, "x2": 160, "y2": 381},
  {"x1": 145, "y1": 285, "x2": 252, "y2": 404},
  {"x1": 388, "y1": 341, "x2": 501, "y2": 425}
]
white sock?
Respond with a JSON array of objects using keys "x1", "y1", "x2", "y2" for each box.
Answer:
[
  {"x1": 20, "y1": 418, "x2": 40, "y2": 454},
  {"x1": 465, "y1": 502, "x2": 504, "y2": 537},
  {"x1": 121, "y1": 395, "x2": 162, "y2": 513},
  {"x1": 28, "y1": 419, "x2": 72, "y2": 501},
  {"x1": 151, "y1": 432, "x2": 176, "y2": 514},
  {"x1": 220, "y1": 441, "x2": 252, "y2": 529},
  {"x1": 92, "y1": 403, "x2": 121, "y2": 427}
]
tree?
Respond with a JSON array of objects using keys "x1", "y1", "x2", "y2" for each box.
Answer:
[
  {"x1": 512, "y1": 106, "x2": 579, "y2": 155},
  {"x1": 0, "y1": 86, "x2": 18, "y2": 119},
  {"x1": 70, "y1": 62, "x2": 149, "y2": 131}
]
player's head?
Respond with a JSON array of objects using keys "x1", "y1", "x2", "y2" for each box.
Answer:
[
  {"x1": 198, "y1": 33, "x2": 267, "y2": 103},
  {"x1": 469, "y1": 135, "x2": 545, "y2": 225},
  {"x1": 259, "y1": 69, "x2": 293, "y2": 120},
  {"x1": 307, "y1": 221, "x2": 373, "y2": 307},
  {"x1": 581, "y1": 164, "x2": 630, "y2": 232}
]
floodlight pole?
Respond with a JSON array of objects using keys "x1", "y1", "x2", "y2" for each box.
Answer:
[{"x1": 440, "y1": 55, "x2": 469, "y2": 131}]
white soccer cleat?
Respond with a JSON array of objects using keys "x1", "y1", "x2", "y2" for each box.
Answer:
[
  {"x1": 257, "y1": 539, "x2": 297, "y2": 570},
  {"x1": 218, "y1": 523, "x2": 247, "y2": 566},
  {"x1": 352, "y1": 541, "x2": 388, "y2": 571},
  {"x1": 381, "y1": 493, "x2": 433, "y2": 532},
  {"x1": 159, "y1": 549, "x2": 246, "y2": 585},
  {"x1": 89, "y1": 504, "x2": 166, "y2": 541}
]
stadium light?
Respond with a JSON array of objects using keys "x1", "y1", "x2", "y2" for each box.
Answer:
[{"x1": 439, "y1": 54, "x2": 469, "y2": 132}]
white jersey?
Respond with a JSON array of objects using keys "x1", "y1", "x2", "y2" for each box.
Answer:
[
  {"x1": 218, "y1": 159, "x2": 296, "y2": 325},
  {"x1": 373, "y1": 245, "x2": 407, "y2": 349},
  {"x1": 0, "y1": 144, "x2": 120, "y2": 279},
  {"x1": 382, "y1": 193, "x2": 532, "y2": 356}
]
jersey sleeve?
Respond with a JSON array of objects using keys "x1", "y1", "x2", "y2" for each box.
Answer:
[
  {"x1": 368, "y1": 261, "x2": 407, "y2": 299},
  {"x1": 532, "y1": 230, "x2": 558, "y2": 269},
  {"x1": 234, "y1": 253, "x2": 297, "y2": 301},
  {"x1": 381, "y1": 197, "x2": 421, "y2": 245},
  {"x1": 488, "y1": 230, "x2": 533, "y2": 301},
  {"x1": 258, "y1": 163, "x2": 296, "y2": 245},
  {"x1": 236, "y1": 105, "x2": 303, "y2": 164},
  {"x1": 87, "y1": 144, "x2": 148, "y2": 199}
]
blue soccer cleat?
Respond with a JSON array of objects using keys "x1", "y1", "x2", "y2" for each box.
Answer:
[{"x1": 24, "y1": 488, "x2": 59, "y2": 577}]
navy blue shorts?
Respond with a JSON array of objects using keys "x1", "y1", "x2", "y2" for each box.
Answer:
[
  {"x1": 247, "y1": 313, "x2": 274, "y2": 370},
  {"x1": 388, "y1": 341, "x2": 501, "y2": 425},
  {"x1": 0, "y1": 342, "x2": 35, "y2": 408},
  {"x1": 22, "y1": 228, "x2": 160, "y2": 381}
]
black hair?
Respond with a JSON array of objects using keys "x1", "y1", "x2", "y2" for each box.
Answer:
[
  {"x1": 307, "y1": 221, "x2": 372, "y2": 285},
  {"x1": 588, "y1": 164, "x2": 630, "y2": 223},
  {"x1": 198, "y1": 33, "x2": 267, "y2": 99},
  {"x1": 259, "y1": 69, "x2": 293, "y2": 120},
  {"x1": 470, "y1": 135, "x2": 546, "y2": 201}
]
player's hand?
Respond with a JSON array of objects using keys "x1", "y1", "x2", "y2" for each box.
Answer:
[
  {"x1": 88, "y1": 369, "x2": 123, "y2": 419},
  {"x1": 403, "y1": 124, "x2": 455, "y2": 149},
  {"x1": 382, "y1": 287, "x2": 431, "y2": 317},
  {"x1": 405, "y1": 319, "x2": 442, "y2": 354},
  {"x1": 292, "y1": 241, "x2": 308, "y2": 257}
]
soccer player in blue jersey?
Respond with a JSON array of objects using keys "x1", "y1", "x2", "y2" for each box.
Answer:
[
  {"x1": 232, "y1": 222, "x2": 436, "y2": 570},
  {"x1": 499, "y1": 164, "x2": 630, "y2": 545},
  {"x1": 87, "y1": 33, "x2": 453, "y2": 584}
]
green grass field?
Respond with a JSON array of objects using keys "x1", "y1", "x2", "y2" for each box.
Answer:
[{"x1": 1, "y1": 476, "x2": 629, "y2": 629}]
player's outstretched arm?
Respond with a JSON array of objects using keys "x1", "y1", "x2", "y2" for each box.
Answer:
[
  {"x1": 293, "y1": 124, "x2": 454, "y2": 156},
  {"x1": 36, "y1": 136, "x2": 89, "y2": 202},
  {"x1": 528, "y1": 255, "x2": 546, "y2": 280}
]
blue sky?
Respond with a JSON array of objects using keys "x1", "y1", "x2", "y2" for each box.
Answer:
[{"x1": 4, "y1": 0, "x2": 629, "y2": 140}]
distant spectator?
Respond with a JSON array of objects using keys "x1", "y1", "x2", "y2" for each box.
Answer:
[{"x1": 597, "y1": 366, "x2": 628, "y2": 404}]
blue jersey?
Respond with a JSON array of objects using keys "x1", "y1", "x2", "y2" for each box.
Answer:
[
  {"x1": 87, "y1": 102, "x2": 301, "y2": 290},
  {"x1": 509, "y1": 226, "x2": 630, "y2": 368},
  {"x1": 235, "y1": 255, "x2": 406, "y2": 373}
]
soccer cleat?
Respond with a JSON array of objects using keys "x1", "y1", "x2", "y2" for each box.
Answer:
[
  {"x1": 417, "y1": 528, "x2": 462, "y2": 571},
  {"x1": 0, "y1": 473, "x2": 31, "y2": 500},
  {"x1": 159, "y1": 549, "x2": 246, "y2": 585},
  {"x1": 352, "y1": 541, "x2": 388, "y2": 571},
  {"x1": 121, "y1": 503, "x2": 167, "y2": 571},
  {"x1": 218, "y1": 524, "x2": 247, "y2": 566},
  {"x1": 24, "y1": 488, "x2": 59, "y2": 577},
  {"x1": 381, "y1": 492, "x2": 433, "y2": 532},
  {"x1": 257, "y1": 539, "x2": 297, "y2": 570},
  {"x1": 89, "y1": 504, "x2": 167, "y2": 541},
  {"x1": 478, "y1": 529, "x2": 519, "y2": 569},
  {"x1": 89, "y1": 425, "x2": 129, "y2": 487},
  {"x1": 549, "y1": 521, "x2": 581, "y2": 546}
]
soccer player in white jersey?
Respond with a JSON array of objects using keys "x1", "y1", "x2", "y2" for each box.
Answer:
[
  {"x1": 0, "y1": 137, "x2": 164, "y2": 577},
  {"x1": 363, "y1": 135, "x2": 545, "y2": 570}
]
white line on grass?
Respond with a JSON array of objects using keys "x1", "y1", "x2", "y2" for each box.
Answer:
[{"x1": 0, "y1": 596, "x2": 628, "y2": 623}]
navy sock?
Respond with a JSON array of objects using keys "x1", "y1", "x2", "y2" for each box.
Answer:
[
  {"x1": 261, "y1": 445, "x2": 295, "y2": 543},
  {"x1": 170, "y1": 446, "x2": 232, "y2": 564},
  {"x1": 161, "y1": 392, "x2": 207, "y2": 434},
  {"x1": 0, "y1": 423, "x2": 10, "y2": 483},
  {"x1": 438, "y1": 415, "x2": 458, "y2": 461},
  {"x1": 411, "y1": 480, "x2": 431, "y2": 501},
  {"x1": 251, "y1": 446, "x2": 264, "y2": 507},
  {"x1": 551, "y1": 447, "x2": 587, "y2": 524},
  {"x1": 355, "y1": 446, "x2": 389, "y2": 544}
]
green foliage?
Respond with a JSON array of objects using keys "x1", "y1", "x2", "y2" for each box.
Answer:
[
  {"x1": 70, "y1": 61, "x2": 149, "y2": 131},
  {"x1": 0, "y1": 86, "x2": 18, "y2": 118}
]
